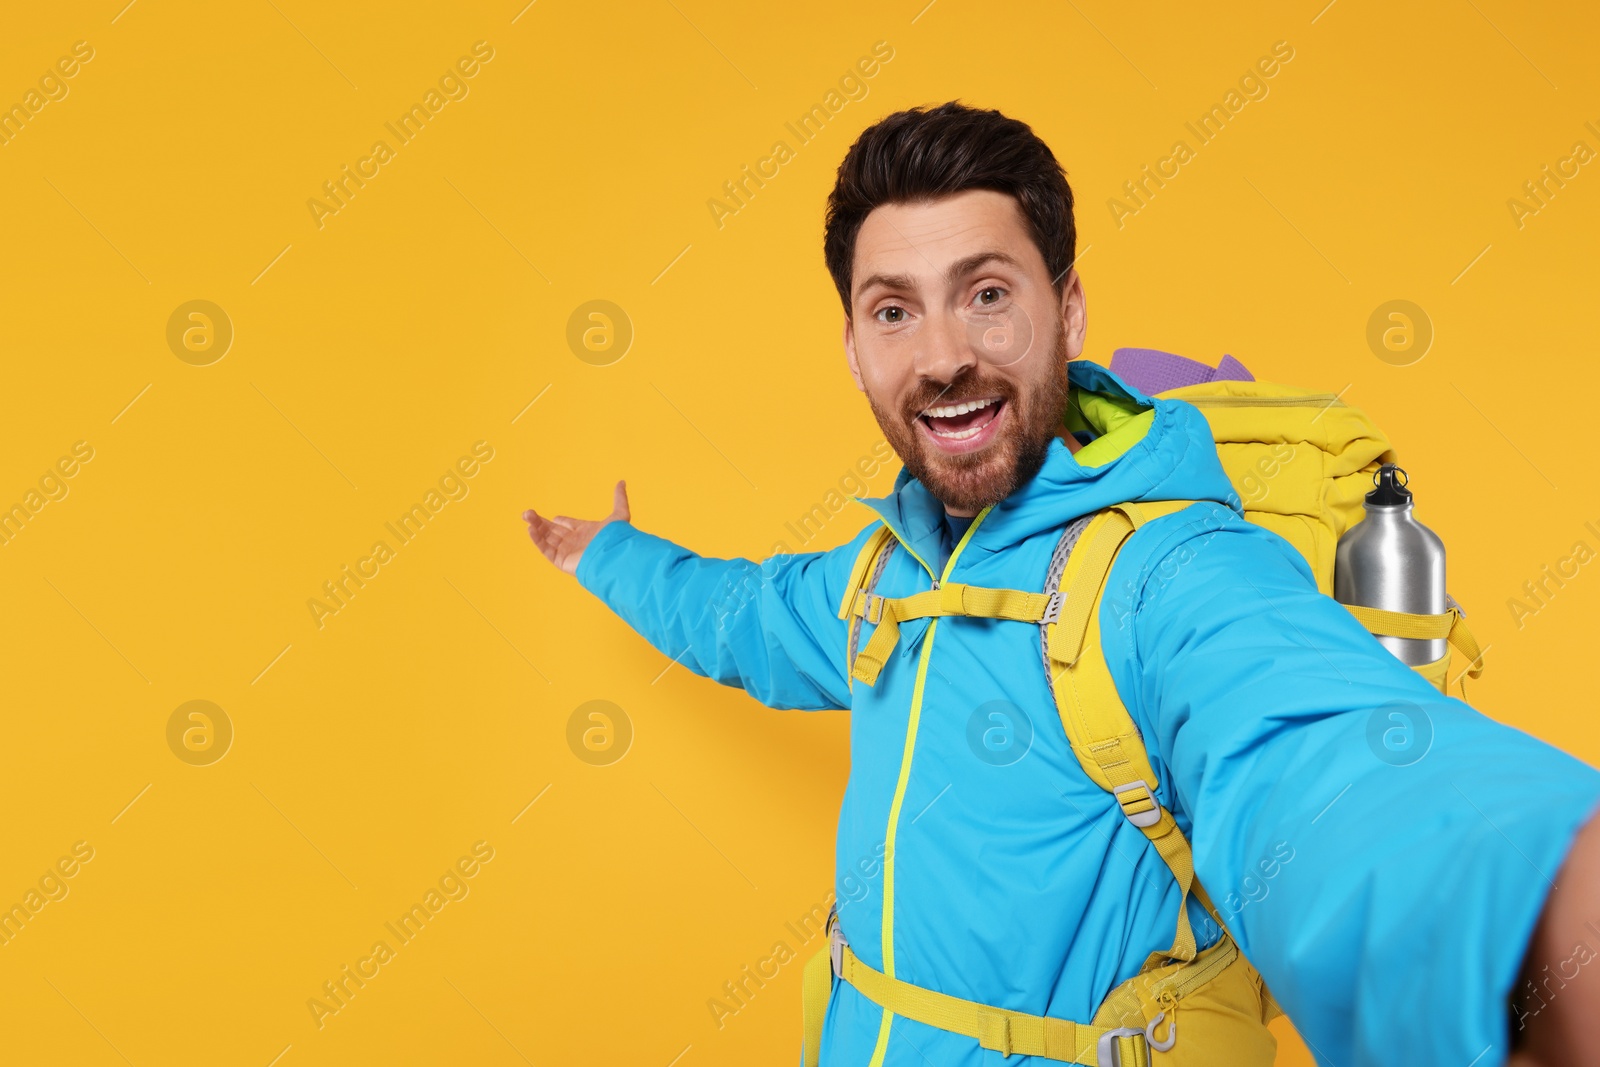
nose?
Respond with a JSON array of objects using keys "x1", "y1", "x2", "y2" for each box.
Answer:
[{"x1": 911, "y1": 306, "x2": 977, "y2": 385}]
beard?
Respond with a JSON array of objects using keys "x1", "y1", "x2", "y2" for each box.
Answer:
[{"x1": 865, "y1": 327, "x2": 1072, "y2": 514}]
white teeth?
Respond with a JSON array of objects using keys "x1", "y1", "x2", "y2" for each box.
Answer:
[
  {"x1": 929, "y1": 422, "x2": 985, "y2": 440},
  {"x1": 924, "y1": 397, "x2": 997, "y2": 419}
]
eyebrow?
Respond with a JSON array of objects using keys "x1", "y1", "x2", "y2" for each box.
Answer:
[{"x1": 853, "y1": 250, "x2": 1025, "y2": 303}]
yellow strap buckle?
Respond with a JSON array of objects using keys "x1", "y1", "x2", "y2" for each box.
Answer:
[
  {"x1": 1112, "y1": 781, "x2": 1161, "y2": 828},
  {"x1": 1040, "y1": 588, "x2": 1064, "y2": 625},
  {"x1": 1097, "y1": 1027, "x2": 1146, "y2": 1067},
  {"x1": 856, "y1": 591, "x2": 887, "y2": 624}
]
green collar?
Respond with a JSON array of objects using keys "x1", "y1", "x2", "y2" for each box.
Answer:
[{"x1": 1066, "y1": 383, "x2": 1156, "y2": 467}]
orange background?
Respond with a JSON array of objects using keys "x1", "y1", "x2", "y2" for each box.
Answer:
[{"x1": 1, "y1": 1, "x2": 1596, "y2": 1064}]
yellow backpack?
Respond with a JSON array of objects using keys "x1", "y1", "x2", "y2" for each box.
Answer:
[
  {"x1": 1167, "y1": 378, "x2": 1484, "y2": 697},
  {"x1": 801, "y1": 379, "x2": 1487, "y2": 1066}
]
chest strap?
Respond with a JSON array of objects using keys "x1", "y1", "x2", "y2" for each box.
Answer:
[{"x1": 841, "y1": 583, "x2": 1058, "y2": 686}]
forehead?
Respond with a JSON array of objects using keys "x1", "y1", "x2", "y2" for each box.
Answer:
[{"x1": 852, "y1": 188, "x2": 1042, "y2": 284}]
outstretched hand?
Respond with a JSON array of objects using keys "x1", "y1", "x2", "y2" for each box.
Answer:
[{"x1": 523, "y1": 480, "x2": 630, "y2": 577}]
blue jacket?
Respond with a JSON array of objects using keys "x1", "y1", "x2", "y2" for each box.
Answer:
[{"x1": 575, "y1": 358, "x2": 1600, "y2": 1067}]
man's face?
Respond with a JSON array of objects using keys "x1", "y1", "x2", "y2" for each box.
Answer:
[{"x1": 843, "y1": 189, "x2": 1086, "y2": 515}]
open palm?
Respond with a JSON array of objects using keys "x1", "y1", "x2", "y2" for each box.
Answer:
[{"x1": 523, "y1": 480, "x2": 630, "y2": 576}]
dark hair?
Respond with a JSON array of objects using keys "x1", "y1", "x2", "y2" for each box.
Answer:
[{"x1": 822, "y1": 100, "x2": 1076, "y2": 318}]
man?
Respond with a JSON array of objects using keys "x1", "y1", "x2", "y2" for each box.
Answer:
[{"x1": 525, "y1": 102, "x2": 1600, "y2": 1066}]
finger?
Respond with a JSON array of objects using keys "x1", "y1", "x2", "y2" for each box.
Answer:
[
  {"x1": 525, "y1": 515, "x2": 550, "y2": 550},
  {"x1": 549, "y1": 516, "x2": 579, "y2": 530},
  {"x1": 524, "y1": 508, "x2": 558, "y2": 535},
  {"x1": 524, "y1": 514, "x2": 561, "y2": 557},
  {"x1": 612, "y1": 479, "x2": 631, "y2": 522},
  {"x1": 539, "y1": 528, "x2": 573, "y2": 566}
]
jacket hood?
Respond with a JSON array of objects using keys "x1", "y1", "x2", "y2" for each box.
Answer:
[{"x1": 854, "y1": 358, "x2": 1241, "y2": 570}]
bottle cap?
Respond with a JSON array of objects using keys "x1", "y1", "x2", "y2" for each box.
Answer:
[{"x1": 1366, "y1": 463, "x2": 1413, "y2": 507}]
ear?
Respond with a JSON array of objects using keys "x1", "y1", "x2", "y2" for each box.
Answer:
[
  {"x1": 843, "y1": 313, "x2": 865, "y2": 392},
  {"x1": 1058, "y1": 267, "x2": 1087, "y2": 360}
]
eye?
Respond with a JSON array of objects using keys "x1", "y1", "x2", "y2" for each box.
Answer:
[
  {"x1": 975, "y1": 286, "x2": 1006, "y2": 307},
  {"x1": 875, "y1": 305, "x2": 908, "y2": 325}
]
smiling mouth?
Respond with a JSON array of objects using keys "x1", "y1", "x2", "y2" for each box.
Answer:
[
  {"x1": 920, "y1": 396, "x2": 1003, "y2": 439},
  {"x1": 917, "y1": 396, "x2": 1006, "y2": 450}
]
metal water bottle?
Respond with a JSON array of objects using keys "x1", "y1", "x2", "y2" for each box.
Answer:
[{"x1": 1334, "y1": 464, "x2": 1447, "y2": 666}]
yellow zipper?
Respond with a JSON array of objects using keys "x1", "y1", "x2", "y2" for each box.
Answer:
[
  {"x1": 1180, "y1": 393, "x2": 1344, "y2": 408},
  {"x1": 864, "y1": 503, "x2": 993, "y2": 1067}
]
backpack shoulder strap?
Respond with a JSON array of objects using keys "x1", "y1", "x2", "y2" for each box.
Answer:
[
  {"x1": 837, "y1": 524, "x2": 898, "y2": 691},
  {"x1": 1043, "y1": 499, "x2": 1216, "y2": 971},
  {"x1": 837, "y1": 524, "x2": 897, "y2": 618}
]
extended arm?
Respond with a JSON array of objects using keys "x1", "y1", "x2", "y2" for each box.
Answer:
[
  {"x1": 525, "y1": 482, "x2": 864, "y2": 710},
  {"x1": 1100, "y1": 504, "x2": 1600, "y2": 1067},
  {"x1": 1509, "y1": 810, "x2": 1600, "y2": 1066}
]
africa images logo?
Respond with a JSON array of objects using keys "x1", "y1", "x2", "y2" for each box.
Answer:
[{"x1": 306, "y1": 41, "x2": 496, "y2": 230}]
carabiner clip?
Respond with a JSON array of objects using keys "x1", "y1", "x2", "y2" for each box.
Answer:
[{"x1": 1145, "y1": 1010, "x2": 1177, "y2": 1053}]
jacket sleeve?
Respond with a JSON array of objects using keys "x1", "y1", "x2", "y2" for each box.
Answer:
[
  {"x1": 1097, "y1": 502, "x2": 1600, "y2": 1067},
  {"x1": 573, "y1": 519, "x2": 874, "y2": 711}
]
